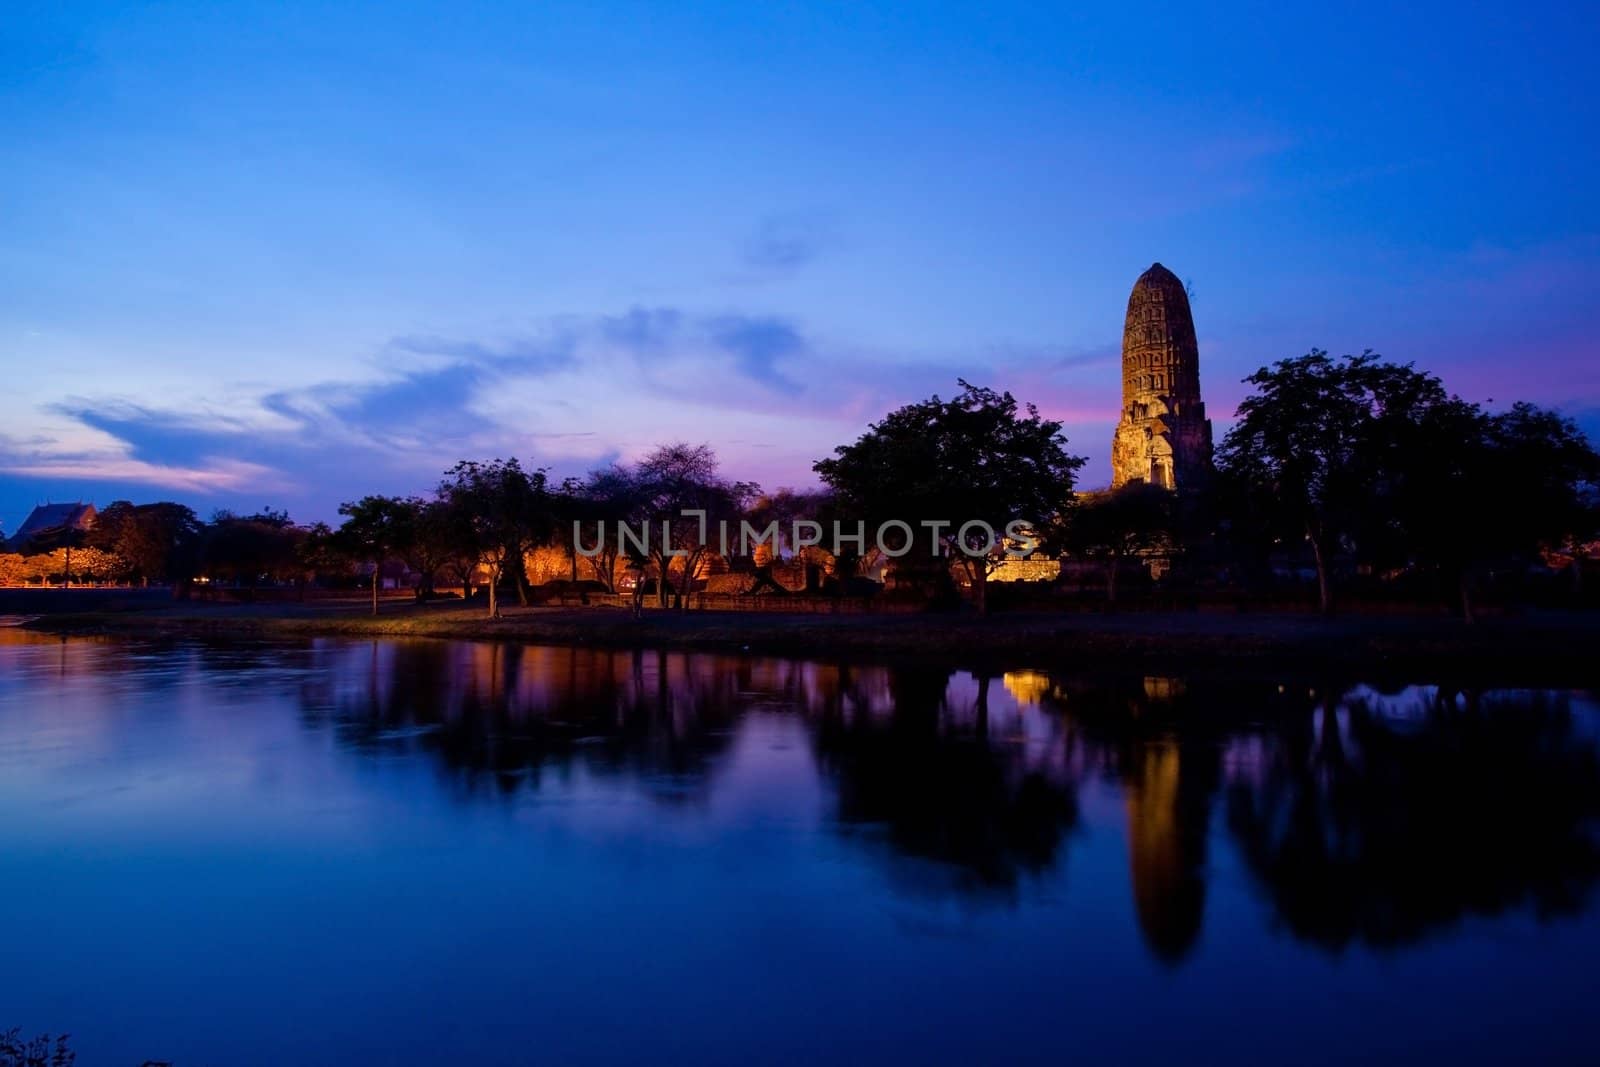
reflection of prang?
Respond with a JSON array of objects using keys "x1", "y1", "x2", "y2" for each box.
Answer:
[
  {"x1": 1111, "y1": 263, "x2": 1213, "y2": 489},
  {"x1": 1125, "y1": 741, "x2": 1211, "y2": 963},
  {"x1": 284, "y1": 638, "x2": 1600, "y2": 961}
]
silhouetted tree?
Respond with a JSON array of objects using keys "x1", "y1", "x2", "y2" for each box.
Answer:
[
  {"x1": 815, "y1": 381, "x2": 1084, "y2": 613},
  {"x1": 85, "y1": 500, "x2": 202, "y2": 591},
  {"x1": 567, "y1": 468, "x2": 650, "y2": 593},
  {"x1": 1389, "y1": 399, "x2": 1600, "y2": 619},
  {"x1": 395, "y1": 496, "x2": 456, "y2": 600},
  {"x1": 0, "y1": 1027, "x2": 75, "y2": 1067},
  {"x1": 743, "y1": 488, "x2": 829, "y2": 561},
  {"x1": 629, "y1": 443, "x2": 756, "y2": 610},
  {"x1": 1217, "y1": 351, "x2": 1447, "y2": 614},
  {"x1": 1064, "y1": 482, "x2": 1176, "y2": 606},
  {"x1": 439, "y1": 458, "x2": 550, "y2": 618},
  {"x1": 297, "y1": 521, "x2": 350, "y2": 591},
  {"x1": 201, "y1": 509, "x2": 305, "y2": 589},
  {"x1": 334, "y1": 495, "x2": 414, "y2": 615}
]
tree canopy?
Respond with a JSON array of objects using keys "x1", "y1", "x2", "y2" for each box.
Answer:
[
  {"x1": 87, "y1": 500, "x2": 202, "y2": 588},
  {"x1": 1064, "y1": 483, "x2": 1176, "y2": 606},
  {"x1": 1218, "y1": 351, "x2": 1445, "y2": 613},
  {"x1": 1218, "y1": 350, "x2": 1600, "y2": 616},
  {"x1": 438, "y1": 458, "x2": 551, "y2": 617},
  {"x1": 815, "y1": 380, "x2": 1083, "y2": 611}
]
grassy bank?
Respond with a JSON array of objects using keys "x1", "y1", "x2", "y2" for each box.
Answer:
[{"x1": 13, "y1": 592, "x2": 1600, "y2": 685}]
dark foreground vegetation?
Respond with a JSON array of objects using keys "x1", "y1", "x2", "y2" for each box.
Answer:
[
  {"x1": 0, "y1": 1030, "x2": 74, "y2": 1067},
  {"x1": 5, "y1": 352, "x2": 1597, "y2": 628},
  {"x1": 2, "y1": 1029, "x2": 170, "y2": 1067}
]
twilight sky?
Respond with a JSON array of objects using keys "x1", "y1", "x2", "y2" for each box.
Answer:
[{"x1": 3, "y1": 0, "x2": 1598, "y2": 531}]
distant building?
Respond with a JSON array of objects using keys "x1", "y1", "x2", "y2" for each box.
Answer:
[
  {"x1": 4, "y1": 502, "x2": 97, "y2": 552},
  {"x1": 1110, "y1": 263, "x2": 1213, "y2": 489}
]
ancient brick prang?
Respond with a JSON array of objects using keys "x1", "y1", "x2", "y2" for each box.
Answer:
[{"x1": 1110, "y1": 262, "x2": 1213, "y2": 489}]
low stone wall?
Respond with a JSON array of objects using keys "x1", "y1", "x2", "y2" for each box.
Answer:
[
  {"x1": 703, "y1": 573, "x2": 755, "y2": 595},
  {"x1": 541, "y1": 591, "x2": 919, "y2": 614},
  {"x1": 191, "y1": 585, "x2": 418, "y2": 603},
  {"x1": 703, "y1": 563, "x2": 813, "y2": 595},
  {"x1": 988, "y1": 557, "x2": 1062, "y2": 583},
  {"x1": 690, "y1": 594, "x2": 920, "y2": 614}
]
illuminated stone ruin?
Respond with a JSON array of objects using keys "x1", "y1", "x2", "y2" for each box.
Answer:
[{"x1": 1110, "y1": 263, "x2": 1213, "y2": 489}]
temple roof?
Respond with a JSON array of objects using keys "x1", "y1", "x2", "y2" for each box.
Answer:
[{"x1": 5, "y1": 502, "x2": 96, "y2": 551}]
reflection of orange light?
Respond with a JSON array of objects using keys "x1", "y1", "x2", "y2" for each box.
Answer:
[
  {"x1": 1003, "y1": 671, "x2": 1051, "y2": 706},
  {"x1": 1142, "y1": 676, "x2": 1186, "y2": 701}
]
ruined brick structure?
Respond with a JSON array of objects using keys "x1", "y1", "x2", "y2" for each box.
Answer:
[{"x1": 1110, "y1": 263, "x2": 1212, "y2": 489}]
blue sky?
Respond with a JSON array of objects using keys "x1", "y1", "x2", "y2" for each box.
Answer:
[{"x1": 3, "y1": 0, "x2": 1598, "y2": 530}]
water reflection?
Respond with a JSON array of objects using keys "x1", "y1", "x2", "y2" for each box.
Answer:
[
  {"x1": 1224, "y1": 686, "x2": 1600, "y2": 950},
  {"x1": 278, "y1": 638, "x2": 1600, "y2": 960},
  {"x1": 3, "y1": 629, "x2": 1599, "y2": 972},
  {"x1": 811, "y1": 668, "x2": 1080, "y2": 901},
  {"x1": 298, "y1": 642, "x2": 745, "y2": 801},
  {"x1": 297, "y1": 643, "x2": 1087, "y2": 900}
]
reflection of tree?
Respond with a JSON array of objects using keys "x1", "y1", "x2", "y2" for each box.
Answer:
[
  {"x1": 288, "y1": 637, "x2": 1600, "y2": 961},
  {"x1": 1226, "y1": 688, "x2": 1600, "y2": 950},
  {"x1": 298, "y1": 641, "x2": 744, "y2": 802},
  {"x1": 812, "y1": 668, "x2": 1079, "y2": 898}
]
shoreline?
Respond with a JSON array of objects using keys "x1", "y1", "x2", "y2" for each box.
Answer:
[{"x1": 15, "y1": 597, "x2": 1600, "y2": 686}]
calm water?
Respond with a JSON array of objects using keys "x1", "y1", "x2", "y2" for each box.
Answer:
[{"x1": 2, "y1": 632, "x2": 1598, "y2": 1065}]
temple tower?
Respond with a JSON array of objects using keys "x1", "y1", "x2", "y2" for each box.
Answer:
[{"x1": 1110, "y1": 263, "x2": 1213, "y2": 489}]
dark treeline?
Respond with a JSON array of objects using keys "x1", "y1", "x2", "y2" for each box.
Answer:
[
  {"x1": 8, "y1": 353, "x2": 1596, "y2": 620},
  {"x1": 1213, "y1": 350, "x2": 1600, "y2": 618}
]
